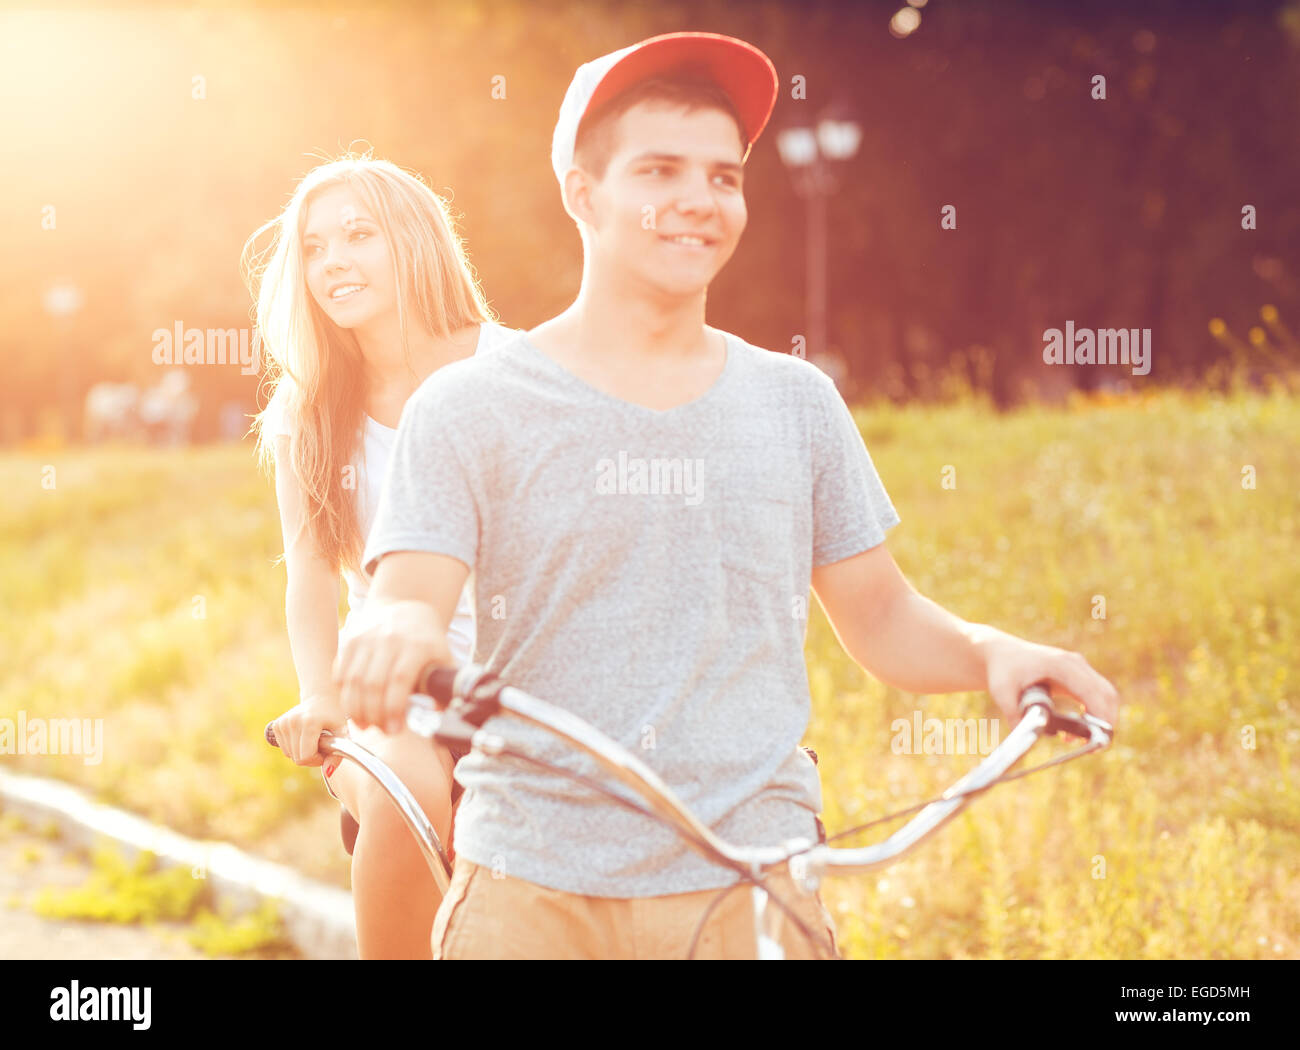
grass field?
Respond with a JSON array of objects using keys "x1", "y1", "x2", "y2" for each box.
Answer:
[{"x1": 2, "y1": 379, "x2": 1297, "y2": 959}]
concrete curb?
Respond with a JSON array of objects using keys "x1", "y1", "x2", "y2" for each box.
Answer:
[{"x1": 0, "y1": 767, "x2": 357, "y2": 959}]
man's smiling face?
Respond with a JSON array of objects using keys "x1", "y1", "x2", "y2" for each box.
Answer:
[{"x1": 582, "y1": 101, "x2": 748, "y2": 298}]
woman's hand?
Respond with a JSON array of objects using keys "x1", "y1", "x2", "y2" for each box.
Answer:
[{"x1": 270, "y1": 692, "x2": 348, "y2": 767}]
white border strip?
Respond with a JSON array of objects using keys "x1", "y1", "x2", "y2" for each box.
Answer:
[{"x1": 0, "y1": 767, "x2": 357, "y2": 959}]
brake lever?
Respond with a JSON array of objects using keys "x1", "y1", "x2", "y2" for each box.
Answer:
[
  {"x1": 1048, "y1": 709, "x2": 1114, "y2": 747},
  {"x1": 406, "y1": 693, "x2": 505, "y2": 754},
  {"x1": 1017, "y1": 684, "x2": 1114, "y2": 749}
]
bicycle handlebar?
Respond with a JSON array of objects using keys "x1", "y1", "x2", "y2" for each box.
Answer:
[
  {"x1": 406, "y1": 664, "x2": 1114, "y2": 883},
  {"x1": 422, "y1": 667, "x2": 459, "y2": 707},
  {"x1": 263, "y1": 666, "x2": 1112, "y2": 959},
  {"x1": 263, "y1": 722, "x2": 454, "y2": 892}
]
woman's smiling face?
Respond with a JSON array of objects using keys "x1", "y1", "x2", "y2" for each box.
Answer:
[{"x1": 301, "y1": 184, "x2": 398, "y2": 329}]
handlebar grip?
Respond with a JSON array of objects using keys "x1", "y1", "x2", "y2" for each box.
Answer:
[
  {"x1": 264, "y1": 721, "x2": 338, "y2": 751},
  {"x1": 266, "y1": 665, "x2": 460, "y2": 749},
  {"x1": 1017, "y1": 682, "x2": 1054, "y2": 714},
  {"x1": 1015, "y1": 683, "x2": 1114, "y2": 744},
  {"x1": 420, "y1": 666, "x2": 459, "y2": 708}
]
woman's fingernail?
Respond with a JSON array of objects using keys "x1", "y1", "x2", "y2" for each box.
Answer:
[{"x1": 325, "y1": 763, "x2": 336, "y2": 777}]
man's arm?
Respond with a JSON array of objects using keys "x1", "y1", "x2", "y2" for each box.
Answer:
[
  {"x1": 334, "y1": 551, "x2": 469, "y2": 734},
  {"x1": 333, "y1": 363, "x2": 482, "y2": 735},
  {"x1": 811, "y1": 543, "x2": 1120, "y2": 727}
]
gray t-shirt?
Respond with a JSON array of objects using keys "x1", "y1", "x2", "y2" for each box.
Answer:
[{"x1": 362, "y1": 329, "x2": 900, "y2": 896}]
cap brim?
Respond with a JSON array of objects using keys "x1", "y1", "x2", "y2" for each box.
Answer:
[{"x1": 579, "y1": 32, "x2": 779, "y2": 155}]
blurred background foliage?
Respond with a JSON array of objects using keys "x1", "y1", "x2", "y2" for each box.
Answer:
[{"x1": 1, "y1": 0, "x2": 1298, "y2": 442}]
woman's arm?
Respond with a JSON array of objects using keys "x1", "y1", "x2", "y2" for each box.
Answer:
[{"x1": 271, "y1": 434, "x2": 347, "y2": 764}]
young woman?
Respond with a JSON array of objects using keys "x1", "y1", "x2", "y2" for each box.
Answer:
[{"x1": 244, "y1": 154, "x2": 515, "y2": 958}]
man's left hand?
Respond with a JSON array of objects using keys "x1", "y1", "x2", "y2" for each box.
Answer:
[{"x1": 982, "y1": 635, "x2": 1120, "y2": 729}]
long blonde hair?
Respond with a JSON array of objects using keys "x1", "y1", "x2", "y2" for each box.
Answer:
[{"x1": 243, "y1": 152, "x2": 491, "y2": 576}]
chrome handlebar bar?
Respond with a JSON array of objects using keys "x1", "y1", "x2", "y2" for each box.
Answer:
[{"x1": 408, "y1": 667, "x2": 1113, "y2": 887}]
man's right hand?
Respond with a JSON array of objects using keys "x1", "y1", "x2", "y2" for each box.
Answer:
[{"x1": 334, "y1": 599, "x2": 452, "y2": 735}]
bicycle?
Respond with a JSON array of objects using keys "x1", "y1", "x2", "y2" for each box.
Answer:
[
  {"x1": 263, "y1": 719, "x2": 458, "y2": 897},
  {"x1": 268, "y1": 667, "x2": 1112, "y2": 958}
]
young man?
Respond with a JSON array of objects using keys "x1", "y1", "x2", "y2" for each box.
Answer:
[{"x1": 335, "y1": 32, "x2": 1120, "y2": 959}]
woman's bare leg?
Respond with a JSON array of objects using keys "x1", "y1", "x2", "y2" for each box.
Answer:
[{"x1": 329, "y1": 726, "x2": 458, "y2": 959}]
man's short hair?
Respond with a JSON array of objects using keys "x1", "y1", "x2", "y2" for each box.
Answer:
[{"x1": 572, "y1": 70, "x2": 747, "y2": 182}]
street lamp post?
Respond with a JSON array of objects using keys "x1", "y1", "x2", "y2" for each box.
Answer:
[
  {"x1": 43, "y1": 282, "x2": 84, "y2": 442},
  {"x1": 777, "y1": 110, "x2": 862, "y2": 374}
]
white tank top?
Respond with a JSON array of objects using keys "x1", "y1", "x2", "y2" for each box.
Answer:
[{"x1": 267, "y1": 320, "x2": 518, "y2": 663}]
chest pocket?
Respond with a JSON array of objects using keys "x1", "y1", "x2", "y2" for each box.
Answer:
[{"x1": 718, "y1": 481, "x2": 797, "y2": 586}]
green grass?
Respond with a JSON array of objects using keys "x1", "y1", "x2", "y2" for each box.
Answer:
[
  {"x1": 1, "y1": 381, "x2": 1296, "y2": 958},
  {"x1": 29, "y1": 842, "x2": 298, "y2": 958}
]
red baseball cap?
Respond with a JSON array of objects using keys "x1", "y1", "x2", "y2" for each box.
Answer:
[{"x1": 550, "y1": 32, "x2": 779, "y2": 185}]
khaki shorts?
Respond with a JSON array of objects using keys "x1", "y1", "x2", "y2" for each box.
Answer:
[{"x1": 431, "y1": 857, "x2": 840, "y2": 960}]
